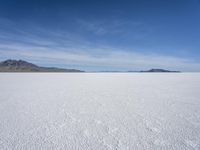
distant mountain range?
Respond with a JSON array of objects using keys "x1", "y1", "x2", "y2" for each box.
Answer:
[
  {"x1": 0, "y1": 59, "x2": 83, "y2": 72},
  {"x1": 0, "y1": 59, "x2": 180, "y2": 73}
]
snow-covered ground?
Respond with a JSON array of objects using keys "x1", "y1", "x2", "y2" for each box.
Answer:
[{"x1": 0, "y1": 73, "x2": 200, "y2": 150}]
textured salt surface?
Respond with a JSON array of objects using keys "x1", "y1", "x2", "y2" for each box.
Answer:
[{"x1": 0, "y1": 73, "x2": 200, "y2": 150}]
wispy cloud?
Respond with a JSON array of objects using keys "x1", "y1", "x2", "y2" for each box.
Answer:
[
  {"x1": 76, "y1": 19, "x2": 107, "y2": 35},
  {"x1": 75, "y1": 18, "x2": 146, "y2": 37}
]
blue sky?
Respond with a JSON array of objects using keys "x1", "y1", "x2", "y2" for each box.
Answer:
[{"x1": 0, "y1": 0, "x2": 200, "y2": 71}]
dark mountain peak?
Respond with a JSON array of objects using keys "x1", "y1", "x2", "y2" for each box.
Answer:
[
  {"x1": 0, "y1": 59, "x2": 83, "y2": 72},
  {"x1": 0, "y1": 59, "x2": 38, "y2": 68}
]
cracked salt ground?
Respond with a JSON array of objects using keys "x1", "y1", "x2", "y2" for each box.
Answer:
[{"x1": 0, "y1": 73, "x2": 200, "y2": 150}]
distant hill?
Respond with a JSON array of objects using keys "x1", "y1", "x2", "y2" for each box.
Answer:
[
  {"x1": 0, "y1": 59, "x2": 84, "y2": 72},
  {"x1": 140, "y1": 69, "x2": 180, "y2": 73}
]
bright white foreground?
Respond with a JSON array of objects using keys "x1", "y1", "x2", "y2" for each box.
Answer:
[{"x1": 0, "y1": 73, "x2": 200, "y2": 150}]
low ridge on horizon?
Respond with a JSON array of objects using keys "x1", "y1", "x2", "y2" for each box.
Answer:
[{"x1": 140, "y1": 69, "x2": 180, "y2": 73}]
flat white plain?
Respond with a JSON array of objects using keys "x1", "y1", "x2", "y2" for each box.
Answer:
[{"x1": 0, "y1": 73, "x2": 200, "y2": 150}]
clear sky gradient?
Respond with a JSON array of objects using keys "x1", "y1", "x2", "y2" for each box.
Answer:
[{"x1": 0, "y1": 0, "x2": 200, "y2": 71}]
